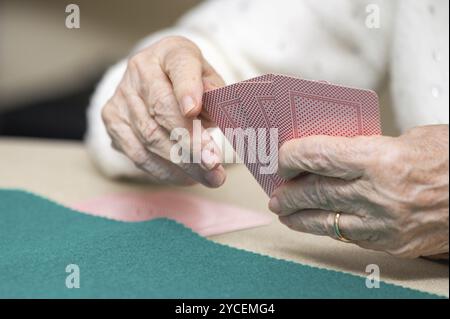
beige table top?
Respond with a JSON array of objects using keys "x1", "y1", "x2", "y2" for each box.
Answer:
[{"x1": 0, "y1": 137, "x2": 448, "y2": 297}]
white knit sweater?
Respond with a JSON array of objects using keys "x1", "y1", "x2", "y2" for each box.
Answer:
[{"x1": 85, "y1": 0, "x2": 449, "y2": 179}]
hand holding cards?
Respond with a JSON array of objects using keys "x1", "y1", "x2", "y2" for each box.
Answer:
[{"x1": 203, "y1": 74, "x2": 381, "y2": 196}]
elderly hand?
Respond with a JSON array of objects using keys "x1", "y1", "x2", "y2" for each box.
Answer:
[
  {"x1": 269, "y1": 125, "x2": 449, "y2": 258},
  {"x1": 101, "y1": 36, "x2": 226, "y2": 187}
]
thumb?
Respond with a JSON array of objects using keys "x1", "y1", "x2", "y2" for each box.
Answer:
[
  {"x1": 278, "y1": 135, "x2": 379, "y2": 180},
  {"x1": 163, "y1": 47, "x2": 204, "y2": 117}
]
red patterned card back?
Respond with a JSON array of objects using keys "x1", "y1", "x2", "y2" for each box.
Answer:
[{"x1": 272, "y1": 75, "x2": 381, "y2": 140}]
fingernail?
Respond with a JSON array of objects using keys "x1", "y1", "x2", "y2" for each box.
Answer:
[
  {"x1": 268, "y1": 196, "x2": 281, "y2": 214},
  {"x1": 181, "y1": 96, "x2": 196, "y2": 115},
  {"x1": 201, "y1": 149, "x2": 220, "y2": 170},
  {"x1": 205, "y1": 167, "x2": 226, "y2": 188}
]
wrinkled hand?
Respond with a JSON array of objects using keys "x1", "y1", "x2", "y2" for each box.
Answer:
[
  {"x1": 102, "y1": 36, "x2": 226, "y2": 187},
  {"x1": 269, "y1": 125, "x2": 449, "y2": 258}
]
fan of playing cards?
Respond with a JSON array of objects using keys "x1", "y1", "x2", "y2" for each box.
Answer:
[{"x1": 203, "y1": 74, "x2": 381, "y2": 196}]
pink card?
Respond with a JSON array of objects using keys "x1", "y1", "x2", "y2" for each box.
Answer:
[
  {"x1": 203, "y1": 82, "x2": 281, "y2": 195},
  {"x1": 233, "y1": 82, "x2": 284, "y2": 195},
  {"x1": 203, "y1": 73, "x2": 381, "y2": 196},
  {"x1": 242, "y1": 74, "x2": 275, "y2": 83},
  {"x1": 272, "y1": 74, "x2": 381, "y2": 139},
  {"x1": 71, "y1": 191, "x2": 273, "y2": 237}
]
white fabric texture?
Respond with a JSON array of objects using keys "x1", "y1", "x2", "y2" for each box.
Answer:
[{"x1": 85, "y1": 0, "x2": 449, "y2": 178}]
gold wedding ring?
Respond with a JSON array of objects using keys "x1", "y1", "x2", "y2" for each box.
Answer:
[{"x1": 333, "y1": 213, "x2": 352, "y2": 243}]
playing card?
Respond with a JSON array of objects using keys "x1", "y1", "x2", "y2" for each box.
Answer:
[
  {"x1": 272, "y1": 74, "x2": 381, "y2": 139},
  {"x1": 233, "y1": 82, "x2": 284, "y2": 194},
  {"x1": 203, "y1": 73, "x2": 381, "y2": 197},
  {"x1": 242, "y1": 74, "x2": 275, "y2": 83},
  {"x1": 203, "y1": 81, "x2": 281, "y2": 195}
]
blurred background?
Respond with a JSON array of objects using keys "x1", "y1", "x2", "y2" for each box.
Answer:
[{"x1": 0, "y1": 0, "x2": 200, "y2": 140}]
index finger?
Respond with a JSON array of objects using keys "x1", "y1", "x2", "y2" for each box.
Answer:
[{"x1": 161, "y1": 42, "x2": 204, "y2": 117}]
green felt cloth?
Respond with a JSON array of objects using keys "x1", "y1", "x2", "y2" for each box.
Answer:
[{"x1": 0, "y1": 189, "x2": 440, "y2": 298}]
